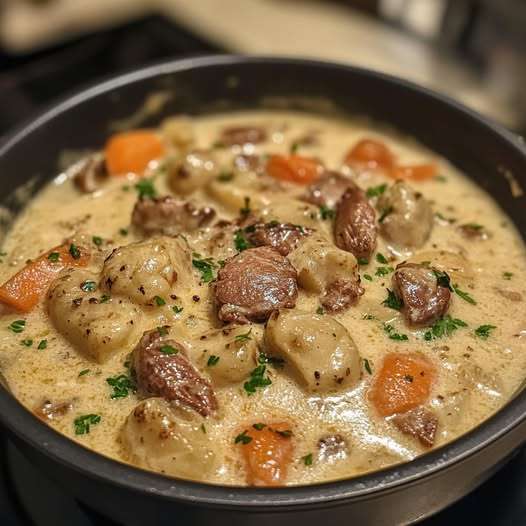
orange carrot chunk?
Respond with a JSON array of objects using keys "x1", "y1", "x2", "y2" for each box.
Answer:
[
  {"x1": 345, "y1": 138, "x2": 395, "y2": 170},
  {"x1": 369, "y1": 353, "x2": 435, "y2": 417},
  {"x1": 239, "y1": 422, "x2": 294, "y2": 486},
  {"x1": 266, "y1": 155, "x2": 322, "y2": 185},
  {"x1": 390, "y1": 163, "x2": 437, "y2": 181},
  {"x1": 104, "y1": 130, "x2": 165, "y2": 176},
  {"x1": 0, "y1": 243, "x2": 89, "y2": 313}
]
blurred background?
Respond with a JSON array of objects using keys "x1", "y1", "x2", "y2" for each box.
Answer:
[{"x1": 0, "y1": 0, "x2": 525, "y2": 138}]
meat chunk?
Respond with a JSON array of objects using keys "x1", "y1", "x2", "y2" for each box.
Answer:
[
  {"x1": 71, "y1": 154, "x2": 108, "y2": 193},
  {"x1": 219, "y1": 126, "x2": 267, "y2": 146},
  {"x1": 321, "y1": 278, "x2": 364, "y2": 313},
  {"x1": 34, "y1": 399, "x2": 72, "y2": 421},
  {"x1": 378, "y1": 181, "x2": 433, "y2": 249},
  {"x1": 169, "y1": 150, "x2": 219, "y2": 195},
  {"x1": 132, "y1": 196, "x2": 215, "y2": 236},
  {"x1": 133, "y1": 328, "x2": 218, "y2": 417},
  {"x1": 244, "y1": 221, "x2": 312, "y2": 256},
  {"x1": 334, "y1": 185, "x2": 377, "y2": 260},
  {"x1": 302, "y1": 171, "x2": 353, "y2": 208},
  {"x1": 215, "y1": 246, "x2": 298, "y2": 324},
  {"x1": 317, "y1": 434, "x2": 348, "y2": 461},
  {"x1": 392, "y1": 263, "x2": 451, "y2": 327},
  {"x1": 392, "y1": 407, "x2": 438, "y2": 447}
]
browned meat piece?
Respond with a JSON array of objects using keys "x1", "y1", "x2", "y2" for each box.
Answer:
[
  {"x1": 133, "y1": 328, "x2": 218, "y2": 417},
  {"x1": 132, "y1": 195, "x2": 215, "y2": 235},
  {"x1": 302, "y1": 171, "x2": 353, "y2": 208},
  {"x1": 244, "y1": 222, "x2": 312, "y2": 256},
  {"x1": 321, "y1": 278, "x2": 364, "y2": 313},
  {"x1": 219, "y1": 126, "x2": 267, "y2": 146},
  {"x1": 392, "y1": 263, "x2": 451, "y2": 327},
  {"x1": 457, "y1": 224, "x2": 489, "y2": 240},
  {"x1": 72, "y1": 154, "x2": 108, "y2": 193},
  {"x1": 233, "y1": 154, "x2": 265, "y2": 174},
  {"x1": 392, "y1": 406, "x2": 438, "y2": 447},
  {"x1": 378, "y1": 181, "x2": 433, "y2": 249},
  {"x1": 317, "y1": 434, "x2": 348, "y2": 461},
  {"x1": 334, "y1": 186, "x2": 377, "y2": 260},
  {"x1": 34, "y1": 399, "x2": 72, "y2": 421},
  {"x1": 215, "y1": 246, "x2": 298, "y2": 324}
]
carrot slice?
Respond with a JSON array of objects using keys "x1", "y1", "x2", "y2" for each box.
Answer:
[
  {"x1": 390, "y1": 163, "x2": 437, "y2": 181},
  {"x1": 0, "y1": 243, "x2": 90, "y2": 312},
  {"x1": 345, "y1": 138, "x2": 395, "y2": 170},
  {"x1": 369, "y1": 353, "x2": 435, "y2": 417},
  {"x1": 239, "y1": 422, "x2": 294, "y2": 486},
  {"x1": 104, "y1": 130, "x2": 165, "y2": 176},
  {"x1": 266, "y1": 155, "x2": 322, "y2": 184}
]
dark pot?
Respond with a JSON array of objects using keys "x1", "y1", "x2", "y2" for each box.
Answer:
[{"x1": 0, "y1": 55, "x2": 525, "y2": 526}]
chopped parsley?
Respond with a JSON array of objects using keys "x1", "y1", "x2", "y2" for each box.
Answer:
[
  {"x1": 319, "y1": 205, "x2": 335, "y2": 220},
  {"x1": 252, "y1": 423, "x2": 266, "y2": 431},
  {"x1": 244, "y1": 363, "x2": 272, "y2": 395},
  {"x1": 275, "y1": 429, "x2": 293, "y2": 438},
  {"x1": 92, "y1": 236, "x2": 103, "y2": 246},
  {"x1": 235, "y1": 329, "x2": 252, "y2": 343},
  {"x1": 452, "y1": 284, "x2": 476, "y2": 305},
  {"x1": 74, "y1": 414, "x2": 101, "y2": 435},
  {"x1": 463, "y1": 222, "x2": 483, "y2": 231},
  {"x1": 157, "y1": 326, "x2": 169, "y2": 336},
  {"x1": 99, "y1": 294, "x2": 111, "y2": 303},
  {"x1": 119, "y1": 228, "x2": 128, "y2": 236},
  {"x1": 21, "y1": 339, "x2": 33, "y2": 347},
  {"x1": 78, "y1": 369, "x2": 90, "y2": 377},
  {"x1": 240, "y1": 197, "x2": 251, "y2": 216},
  {"x1": 383, "y1": 324, "x2": 408, "y2": 341},
  {"x1": 366, "y1": 184, "x2": 387, "y2": 198},
  {"x1": 434, "y1": 175, "x2": 447, "y2": 182},
  {"x1": 234, "y1": 430, "x2": 252, "y2": 444},
  {"x1": 375, "y1": 266, "x2": 394, "y2": 277},
  {"x1": 80, "y1": 280, "x2": 97, "y2": 292},
  {"x1": 424, "y1": 315, "x2": 467, "y2": 341},
  {"x1": 378, "y1": 206, "x2": 393, "y2": 223},
  {"x1": 201, "y1": 424, "x2": 207, "y2": 434},
  {"x1": 160, "y1": 345, "x2": 178, "y2": 355},
  {"x1": 106, "y1": 374, "x2": 136, "y2": 399},
  {"x1": 37, "y1": 339, "x2": 47, "y2": 350},
  {"x1": 376, "y1": 253, "x2": 389, "y2": 264},
  {"x1": 302, "y1": 453, "x2": 313, "y2": 466},
  {"x1": 502, "y1": 271, "x2": 513, "y2": 280},
  {"x1": 47, "y1": 252, "x2": 60, "y2": 262},
  {"x1": 135, "y1": 178, "x2": 157, "y2": 199},
  {"x1": 172, "y1": 305, "x2": 184, "y2": 314},
  {"x1": 153, "y1": 295, "x2": 166, "y2": 306},
  {"x1": 363, "y1": 274, "x2": 373, "y2": 281},
  {"x1": 357, "y1": 258, "x2": 369, "y2": 265},
  {"x1": 258, "y1": 352, "x2": 285, "y2": 368},
  {"x1": 316, "y1": 306, "x2": 325, "y2": 315},
  {"x1": 192, "y1": 253, "x2": 216, "y2": 283},
  {"x1": 363, "y1": 358, "x2": 373, "y2": 374},
  {"x1": 433, "y1": 269, "x2": 452, "y2": 290},
  {"x1": 234, "y1": 230, "x2": 252, "y2": 252},
  {"x1": 8, "y1": 320, "x2": 25, "y2": 333},
  {"x1": 207, "y1": 355, "x2": 220, "y2": 366},
  {"x1": 69, "y1": 243, "x2": 81, "y2": 260},
  {"x1": 217, "y1": 171, "x2": 234, "y2": 182},
  {"x1": 474, "y1": 324, "x2": 497, "y2": 339},
  {"x1": 382, "y1": 289, "x2": 403, "y2": 310}
]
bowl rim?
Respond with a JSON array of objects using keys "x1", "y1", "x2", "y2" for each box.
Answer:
[{"x1": 0, "y1": 53, "x2": 525, "y2": 509}]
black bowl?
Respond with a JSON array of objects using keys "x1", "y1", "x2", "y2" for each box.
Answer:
[{"x1": 0, "y1": 55, "x2": 525, "y2": 526}]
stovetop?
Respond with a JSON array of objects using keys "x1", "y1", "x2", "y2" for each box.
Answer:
[{"x1": 0, "y1": 13, "x2": 525, "y2": 526}]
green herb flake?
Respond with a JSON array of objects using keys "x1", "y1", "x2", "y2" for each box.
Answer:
[
  {"x1": 366, "y1": 184, "x2": 387, "y2": 198},
  {"x1": 252, "y1": 423, "x2": 266, "y2": 431},
  {"x1": 357, "y1": 258, "x2": 369, "y2": 265},
  {"x1": 376, "y1": 253, "x2": 389, "y2": 264},
  {"x1": 378, "y1": 206, "x2": 393, "y2": 223},
  {"x1": 78, "y1": 369, "x2": 90, "y2": 377},
  {"x1": 47, "y1": 252, "x2": 60, "y2": 262},
  {"x1": 106, "y1": 374, "x2": 136, "y2": 399},
  {"x1": 235, "y1": 329, "x2": 252, "y2": 343},
  {"x1": 8, "y1": 320, "x2": 25, "y2": 333},
  {"x1": 275, "y1": 429, "x2": 293, "y2": 438},
  {"x1": 424, "y1": 315, "x2": 468, "y2": 341},
  {"x1": 160, "y1": 345, "x2": 178, "y2": 355},
  {"x1": 452, "y1": 284, "x2": 476, "y2": 305},
  {"x1": 153, "y1": 295, "x2": 166, "y2": 306},
  {"x1": 201, "y1": 424, "x2": 207, "y2": 434},
  {"x1": 382, "y1": 289, "x2": 403, "y2": 310},
  {"x1": 240, "y1": 197, "x2": 251, "y2": 216},
  {"x1": 383, "y1": 324, "x2": 409, "y2": 341},
  {"x1": 363, "y1": 274, "x2": 373, "y2": 281},
  {"x1": 92, "y1": 236, "x2": 103, "y2": 246},
  {"x1": 74, "y1": 414, "x2": 101, "y2": 435},
  {"x1": 119, "y1": 228, "x2": 128, "y2": 236},
  {"x1": 434, "y1": 175, "x2": 447, "y2": 182},
  {"x1": 244, "y1": 364, "x2": 272, "y2": 395},
  {"x1": 234, "y1": 230, "x2": 252, "y2": 252},
  {"x1": 364, "y1": 358, "x2": 373, "y2": 375},
  {"x1": 21, "y1": 339, "x2": 33, "y2": 347},
  {"x1": 134, "y1": 178, "x2": 157, "y2": 199},
  {"x1": 217, "y1": 171, "x2": 234, "y2": 182},
  {"x1": 207, "y1": 355, "x2": 220, "y2": 366},
  {"x1": 157, "y1": 326, "x2": 169, "y2": 336},
  {"x1": 234, "y1": 430, "x2": 253, "y2": 445},
  {"x1": 302, "y1": 453, "x2": 313, "y2": 466},
  {"x1": 80, "y1": 280, "x2": 97, "y2": 293},
  {"x1": 474, "y1": 324, "x2": 497, "y2": 339},
  {"x1": 433, "y1": 269, "x2": 453, "y2": 290},
  {"x1": 319, "y1": 205, "x2": 335, "y2": 220},
  {"x1": 290, "y1": 142, "x2": 300, "y2": 154},
  {"x1": 99, "y1": 294, "x2": 111, "y2": 304},
  {"x1": 375, "y1": 266, "x2": 394, "y2": 277},
  {"x1": 502, "y1": 272, "x2": 513, "y2": 280},
  {"x1": 172, "y1": 305, "x2": 184, "y2": 314},
  {"x1": 69, "y1": 243, "x2": 81, "y2": 260},
  {"x1": 192, "y1": 254, "x2": 216, "y2": 283},
  {"x1": 37, "y1": 339, "x2": 47, "y2": 350},
  {"x1": 316, "y1": 306, "x2": 325, "y2": 315}
]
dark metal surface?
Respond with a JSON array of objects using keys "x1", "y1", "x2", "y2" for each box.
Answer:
[{"x1": 0, "y1": 55, "x2": 525, "y2": 525}]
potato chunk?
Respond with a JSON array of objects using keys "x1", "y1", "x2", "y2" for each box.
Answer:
[
  {"x1": 121, "y1": 398, "x2": 216, "y2": 481},
  {"x1": 265, "y1": 310, "x2": 361, "y2": 392},
  {"x1": 101, "y1": 236, "x2": 193, "y2": 305},
  {"x1": 47, "y1": 269, "x2": 140, "y2": 363}
]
